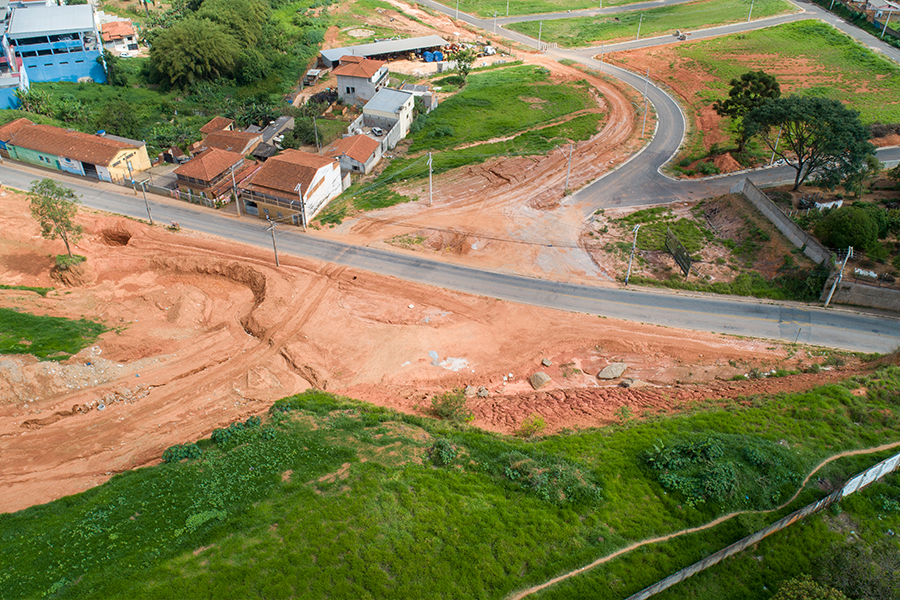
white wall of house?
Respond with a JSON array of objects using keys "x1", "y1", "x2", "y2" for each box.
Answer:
[
  {"x1": 335, "y1": 66, "x2": 388, "y2": 106},
  {"x1": 305, "y1": 162, "x2": 343, "y2": 219}
]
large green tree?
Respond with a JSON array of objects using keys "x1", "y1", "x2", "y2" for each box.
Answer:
[
  {"x1": 28, "y1": 179, "x2": 83, "y2": 258},
  {"x1": 813, "y1": 205, "x2": 879, "y2": 251},
  {"x1": 744, "y1": 96, "x2": 875, "y2": 191},
  {"x1": 148, "y1": 18, "x2": 240, "y2": 88},
  {"x1": 712, "y1": 70, "x2": 781, "y2": 152},
  {"x1": 450, "y1": 48, "x2": 477, "y2": 83}
]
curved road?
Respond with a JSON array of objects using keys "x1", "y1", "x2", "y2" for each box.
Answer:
[{"x1": 3, "y1": 0, "x2": 899, "y2": 352}]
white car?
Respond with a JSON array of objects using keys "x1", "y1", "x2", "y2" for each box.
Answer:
[
  {"x1": 120, "y1": 52, "x2": 131, "y2": 58},
  {"x1": 371, "y1": 127, "x2": 384, "y2": 137}
]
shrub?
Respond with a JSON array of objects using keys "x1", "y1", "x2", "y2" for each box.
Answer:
[
  {"x1": 427, "y1": 438, "x2": 457, "y2": 466},
  {"x1": 516, "y1": 414, "x2": 547, "y2": 437},
  {"x1": 430, "y1": 388, "x2": 472, "y2": 422},
  {"x1": 55, "y1": 254, "x2": 85, "y2": 270},
  {"x1": 162, "y1": 443, "x2": 201, "y2": 463},
  {"x1": 696, "y1": 161, "x2": 720, "y2": 175},
  {"x1": 814, "y1": 206, "x2": 879, "y2": 251},
  {"x1": 501, "y1": 451, "x2": 602, "y2": 506}
]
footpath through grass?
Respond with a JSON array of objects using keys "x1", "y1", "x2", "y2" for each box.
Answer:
[
  {"x1": 2, "y1": 365, "x2": 899, "y2": 599},
  {"x1": 507, "y1": 0, "x2": 797, "y2": 47},
  {"x1": 0, "y1": 307, "x2": 106, "y2": 360}
]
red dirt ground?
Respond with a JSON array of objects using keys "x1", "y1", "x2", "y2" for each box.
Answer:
[{"x1": 0, "y1": 190, "x2": 864, "y2": 513}]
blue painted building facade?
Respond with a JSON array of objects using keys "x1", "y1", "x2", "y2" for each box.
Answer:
[{"x1": 5, "y1": 4, "x2": 106, "y2": 84}]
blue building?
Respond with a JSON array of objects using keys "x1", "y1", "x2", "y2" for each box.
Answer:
[{"x1": 5, "y1": 4, "x2": 106, "y2": 85}]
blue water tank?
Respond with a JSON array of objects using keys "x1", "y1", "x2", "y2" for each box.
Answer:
[
  {"x1": 423, "y1": 51, "x2": 434, "y2": 62},
  {"x1": 434, "y1": 51, "x2": 444, "y2": 62}
]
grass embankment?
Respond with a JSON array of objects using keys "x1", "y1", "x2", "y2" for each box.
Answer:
[
  {"x1": 0, "y1": 307, "x2": 106, "y2": 360},
  {"x1": 318, "y1": 65, "x2": 602, "y2": 223},
  {"x1": 434, "y1": 0, "x2": 646, "y2": 19},
  {"x1": 506, "y1": 0, "x2": 796, "y2": 47},
  {"x1": 2, "y1": 365, "x2": 899, "y2": 599}
]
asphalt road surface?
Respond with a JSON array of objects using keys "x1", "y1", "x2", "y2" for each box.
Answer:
[{"x1": 3, "y1": 163, "x2": 897, "y2": 352}]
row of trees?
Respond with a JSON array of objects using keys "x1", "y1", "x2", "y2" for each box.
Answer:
[{"x1": 714, "y1": 70, "x2": 875, "y2": 191}]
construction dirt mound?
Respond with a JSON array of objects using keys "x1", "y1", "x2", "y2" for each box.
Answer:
[{"x1": 0, "y1": 189, "x2": 868, "y2": 514}]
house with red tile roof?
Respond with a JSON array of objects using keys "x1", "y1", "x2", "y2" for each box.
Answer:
[
  {"x1": 323, "y1": 134, "x2": 382, "y2": 174},
  {"x1": 238, "y1": 149, "x2": 343, "y2": 226},
  {"x1": 333, "y1": 56, "x2": 389, "y2": 106},
  {"x1": 174, "y1": 148, "x2": 259, "y2": 202},
  {"x1": 200, "y1": 130, "x2": 262, "y2": 155},
  {"x1": 100, "y1": 20, "x2": 138, "y2": 54},
  {"x1": 0, "y1": 118, "x2": 150, "y2": 182},
  {"x1": 199, "y1": 116, "x2": 235, "y2": 138}
]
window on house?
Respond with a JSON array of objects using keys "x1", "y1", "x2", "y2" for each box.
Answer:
[
  {"x1": 276, "y1": 212, "x2": 283, "y2": 219},
  {"x1": 353, "y1": 165, "x2": 360, "y2": 171},
  {"x1": 37, "y1": 49, "x2": 52, "y2": 56}
]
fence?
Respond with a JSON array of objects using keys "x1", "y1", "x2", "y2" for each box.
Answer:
[
  {"x1": 819, "y1": 272, "x2": 900, "y2": 311},
  {"x1": 729, "y1": 178, "x2": 832, "y2": 265},
  {"x1": 624, "y1": 450, "x2": 900, "y2": 600}
]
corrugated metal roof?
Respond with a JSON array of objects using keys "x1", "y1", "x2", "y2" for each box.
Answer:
[
  {"x1": 321, "y1": 35, "x2": 447, "y2": 63},
  {"x1": 364, "y1": 88, "x2": 414, "y2": 114},
  {"x1": 8, "y1": 5, "x2": 96, "y2": 38}
]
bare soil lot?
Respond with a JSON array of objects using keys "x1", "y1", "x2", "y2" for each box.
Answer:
[{"x1": 0, "y1": 189, "x2": 856, "y2": 513}]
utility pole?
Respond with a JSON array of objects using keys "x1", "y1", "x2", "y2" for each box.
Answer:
[
  {"x1": 824, "y1": 247, "x2": 853, "y2": 308},
  {"x1": 830, "y1": 0, "x2": 835, "y2": 8},
  {"x1": 642, "y1": 67, "x2": 650, "y2": 102},
  {"x1": 636, "y1": 13, "x2": 643, "y2": 41},
  {"x1": 748, "y1": 0, "x2": 754, "y2": 22},
  {"x1": 126, "y1": 160, "x2": 137, "y2": 195},
  {"x1": 564, "y1": 144, "x2": 573, "y2": 194},
  {"x1": 313, "y1": 117, "x2": 320, "y2": 152},
  {"x1": 506, "y1": 0, "x2": 509, "y2": 17},
  {"x1": 294, "y1": 183, "x2": 307, "y2": 230},
  {"x1": 769, "y1": 126, "x2": 783, "y2": 165},
  {"x1": 139, "y1": 179, "x2": 153, "y2": 225},
  {"x1": 538, "y1": 21, "x2": 542, "y2": 50},
  {"x1": 599, "y1": 43, "x2": 604, "y2": 72},
  {"x1": 455, "y1": 0, "x2": 459, "y2": 19},
  {"x1": 265, "y1": 218, "x2": 280, "y2": 267},
  {"x1": 625, "y1": 224, "x2": 641, "y2": 286},
  {"x1": 427, "y1": 152, "x2": 433, "y2": 207},
  {"x1": 883, "y1": 7, "x2": 894, "y2": 38},
  {"x1": 494, "y1": 11, "x2": 497, "y2": 34},
  {"x1": 230, "y1": 164, "x2": 242, "y2": 217}
]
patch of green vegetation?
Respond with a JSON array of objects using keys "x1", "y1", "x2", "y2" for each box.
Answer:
[
  {"x1": 616, "y1": 206, "x2": 716, "y2": 254},
  {"x1": 434, "y1": 0, "x2": 646, "y2": 18},
  {"x1": 410, "y1": 65, "x2": 595, "y2": 152},
  {"x1": 2, "y1": 367, "x2": 900, "y2": 599},
  {"x1": 0, "y1": 307, "x2": 107, "y2": 360},
  {"x1": 0, "y1": 284, "x2": 53, "y2": 297},
  {"x1": 677, "y1": 20, "x2": 900, "y2": 125},
  {"x1": 507, "y1": 0, "x2": 796, "y2": 47},
  {"x1": 628, "y1": 267, "x2": 829, "y2": 301}
]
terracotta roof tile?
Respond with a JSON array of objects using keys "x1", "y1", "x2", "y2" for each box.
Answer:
[
  {"x1": 241, "y1": 149, "x2": 336, "y2": 196},
  {"x1": 0, "y1": 117, "x2": 34, "y2": 141},
  {"x1": 174, "y1": 148, "x2": 245, "y2": 181},
  {"x1": 200, "y1": 116, "x2": 235, "y2": 134},
  {"x1": 333, "y1": 57, "x2": 386, "y2": 79},
  {"x1": 101, "y1": 21, "x2": 135, "y2": 42},
  {"x1": 7, "y1": 122, "x2": 141, "y2": 165},
  {"x1": 202, "y1": 130, "x2": 262, "y2": 153},
  {"x1": 324, "y1": 135, "x2": 379, "y2": 163}
]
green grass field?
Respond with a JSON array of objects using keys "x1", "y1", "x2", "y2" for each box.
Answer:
[
  {"x1": 676, "y1": 20, "x2": 900, "y2": 126},
  {"x1": 0, "y1": 307, "x2": 107, "y2": 360},
  {"x1": 433, "y1": 0, "x2": 645, "y2": 19},
  {"x1": 506, "y1": 0, "x2": 796, "y2": 47},
  {"x1": 2, "y1": 364, "x2": 898, "y2": 599}
]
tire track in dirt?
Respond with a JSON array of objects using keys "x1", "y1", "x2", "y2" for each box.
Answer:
[{"x1": 509, "y1": 439, "x2": 900, "y2": 599}]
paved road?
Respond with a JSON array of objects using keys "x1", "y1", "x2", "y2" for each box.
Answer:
[{"x1": 3, "y1": 163, "x2": 898, "y2": 352}]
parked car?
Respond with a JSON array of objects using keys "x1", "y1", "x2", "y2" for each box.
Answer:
[
  {"x1": 120, "y1": 52, "x2": 131, "y2": 58},
  {"x1": 371, "y1": 127, "x2": 384, "y2": 137}
]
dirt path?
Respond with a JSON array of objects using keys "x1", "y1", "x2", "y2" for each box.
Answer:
[{"x1": 508, "y1": 439, "x2": 900, "y2": 599}]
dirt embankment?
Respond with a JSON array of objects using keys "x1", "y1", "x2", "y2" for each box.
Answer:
[{"x1": 0, "y1": 190, "x2": 865, "y2": 512}]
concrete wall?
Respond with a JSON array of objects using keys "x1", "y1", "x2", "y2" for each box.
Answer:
[
  {"x1": 21, "y1": 50, "x2": 106, "y2": 83},
  {"x1": 730, "y1": 178, "x2": 832, "y2": 265},
  {"x1": 820, "y1": 273, "x2": 900, "y2": 311}
]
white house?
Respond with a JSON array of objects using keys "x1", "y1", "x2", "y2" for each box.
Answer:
[
  {"x1": 238, "y1": 149, "x2": 343, "y2": 226},
  {"x1": 363, "y1": 88, "x2": 415, "y2": 150},
  {"x1": 324, "y1": 134, "x2": 382, "y2": 174},
  {"x1": 333, "y1": 56, "x2": 389, "y2": 106}
]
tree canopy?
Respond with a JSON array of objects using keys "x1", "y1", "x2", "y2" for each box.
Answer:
[
  {"x1": 450, "y1": 48, "x2": 477, "y2": 83},
  {"x1": 712, "y1": 70, "x2": 781, "y2": 152},
  {"x1": 28, "y1": 179, "x2": 83, "y2": 258},
  {"x1": 744, "y1": 95, "x2": 875, "y2": 190},
  {"x1": 149, "y1": 18, "x2": 241, "y2": 89},
  {"x1": 771, "y1": 576, "x2": 848, "y2": 600},
  {"x1": 813, "y1": 205, "x2": 879, "y2": 251}
]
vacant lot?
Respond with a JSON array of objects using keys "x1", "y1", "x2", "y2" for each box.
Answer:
[
  {"x1": 434, "y1": 0, "x2": 645, "y2": 19},
  {"x1": 608, "y1": 20, "x2": 900, "y2": 155},
  {"x1": 507, "y1": 0, "x2": 797, "y2": 47},
  {"x1": 0, "y1": 307, "x2": 107, "y2": 361}
]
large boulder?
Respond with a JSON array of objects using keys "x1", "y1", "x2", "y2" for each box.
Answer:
[
  {"x1": 597, "y1": 362, "x2": 627, "y2": 380},
  {"x1": 529, "y1": 372, "x2": 552, "y2": 390}
]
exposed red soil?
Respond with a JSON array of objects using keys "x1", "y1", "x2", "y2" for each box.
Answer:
[{"x1": 0, "y1": 190, "x2": 857, "y2": 513}]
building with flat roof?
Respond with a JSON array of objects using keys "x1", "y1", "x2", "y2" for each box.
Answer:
[
  {"x1": 5, "y1": 4, "x2": 106, "y2": 83},
  {"x1": 319, "y1": 35, "x2": 446, "y2": 68}
]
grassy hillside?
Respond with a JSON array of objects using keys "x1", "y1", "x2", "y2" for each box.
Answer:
[{"x1": 2, "y1": 364, "x2": 899, "y2": 598}]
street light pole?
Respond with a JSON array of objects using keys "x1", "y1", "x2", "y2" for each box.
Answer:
[
  {"x1": 126, "y1": 160, "x2": 136, "y2": 195},
  {"x1": 538, "y1": 21, "x2": 542, "y2": 50},
  {"x1": 230, "y1": 164, "x2": 242, "y2": 217},
  {"x1": 427, "y1": 152, "x2": 433, "y2": 206},
  {"x1": 883, "y1": 8, "x2": 894, "y2": 38},
  {"x1": 599, "y1": 42, "x2": 604, "y2": 72},
  {"x1": 265, "y1": 218, "x2": 280, "y2": 267},
  {"x1": 506, "y1": 0, "x2": 509, "y2": 17},
  {"x1": 494, "y1": 11, "x2": 497, "y2": 34},
  {"x1": 625, "y1": 224, "x2": 641, "y2": 286},
  {"x1": 636, "y1": 13, "x2": 643, "y2": 41},
  {"x1": 139, "y1": 179, "x2": 153, "y2": 225},
  {"x1": 824, "y1": 247, "x2": 853, "y2": 308},
  {"x1": 294, "y1": 183, "x2": 307, "y2": 230},
  {"x1": 748, "y1": 0, "x2": 754, "y2": 22},
  {"x1": 455, "y1": 0, "x2": 459, "y2": 19},
  {"x1": 564, "y1": 144, "x2": 573, "y2": 194}
]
